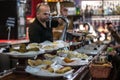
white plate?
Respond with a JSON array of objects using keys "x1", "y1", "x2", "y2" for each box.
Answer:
[
  {"x1": 4, "y1": 50, "x2": 44, "y2": 58},
  {"x1": 61, "y1": 58, "x2": 88, "y2": 66},
  {"x1": 25, "y1": 66, "x2": 73, "y2": 77},
  {"x1": 54, "y1": 57, "x2": 89, "y2": 66}
]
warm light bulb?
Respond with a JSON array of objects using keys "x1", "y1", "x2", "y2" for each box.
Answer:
[
  {"x1": 48, "y1": 0, "x2": 52, "y2": 2},
  {"x1": 79, "y1": 25, "x2": 85, "y2": 30},
  {"x1": 44, "y1": 0, "x2": 47, "y2": 2},
  {"x1": 93, "y1": 38, "x2": 97, "y2": 42}
]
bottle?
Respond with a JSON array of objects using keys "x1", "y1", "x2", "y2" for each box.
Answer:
[
  {"x1": 56, "y1": 2, "x2": 61, "y2": 15},
  {"x1": 76, "y1": 5, "x2": 80, "y2": 15}
]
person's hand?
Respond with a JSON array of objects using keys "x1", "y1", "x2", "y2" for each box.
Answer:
[
  {"x1": 112, "y1": 45, "x2": 120, "y2": 49},
  {"x1": 108, "y1": 50, "x2": 117, "y2": 56},
  {"x1": 107, "y1": 47, "x2": 116, "y2": 56}
]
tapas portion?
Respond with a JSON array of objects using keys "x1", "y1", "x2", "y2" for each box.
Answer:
[
  {"x1": 4, "y1": 43, "x2": 44, "y2": 57},
  {"x1": 25, "y1": 59, "x2": 73, "y2": 77},
  {"x1": 54, "y1": 50, "x2": 92, "y2": 66}
]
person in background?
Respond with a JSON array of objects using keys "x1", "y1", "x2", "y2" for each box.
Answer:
[
  {"x1": 107, "y1": 22, "x2": 120, "y2": 80},
  {"x1": 107, "y1": 46, "x2": 120, "y2": 80},
  {"x1": 83, "y1": 23, "x2": 90, "y2": 31},
  {"x1": 28, "y1": 3, "x2": 67, "y2": 43}
]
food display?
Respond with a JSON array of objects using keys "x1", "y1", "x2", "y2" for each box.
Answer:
[
  {"x1": 42, "y1": 60, "x2": 53, "y2": 65},
  {"x1": 63, "y1": 57, "x2": 75, "y2": 63},
  {"x1": 57, "y1": 57, "x2": 89, "y2": 66},
  {"x1": 10, "y1": 43, "x2": 40, "y2": 53},
  {"x1": 40, "y1": 40, "x2": 69, "y2": 51},
  {"x1": 54, "y1": 50, "x2": 91, "y2": 66},
  {"x1": 55, "y1": 66, "x2": 72, "y2": 74},
  {"x1": 27, "y1": 43, "x2": 42, "y2": 49},
  {"x1": 2, "y1": 36, "x2": 107, "y2": 79},
  {"x1": 44, "y1": 53, "x2": 56, "y2": 60},
  {"x1": 67, "y1": 52, "x2": 89, "y2": 59},
  {"x1": 41, "y1": 65, "x2": 72, "y2": 74},
  {"x1": 25, "y1": 58, "x2": 73, "y2": 77},
  {"x1": 41, "y1": 65, "x2": 54, "y2": 73},
  {"x1": 28, "y1": 59, "x2": 53, "y2": 66},
  {"x1": 28, "y1": 59, "x2": 43, "y2": 66},
  {"x1": 57, "y1": 50, "x2": 89, "y2": 59},
  {"x1": 42, "y1": 45, "x2": 58, "y2": 51},
  {"x1": 52, "y1": 40, "x2": 69, "y2": 48},
  {"x1": 5, "y1": 43, "x2": 44, "y2": 57}
]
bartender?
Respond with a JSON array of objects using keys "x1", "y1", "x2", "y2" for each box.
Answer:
[{"x1": 28, "y1": 3, "x2": 67, "y2": 43}]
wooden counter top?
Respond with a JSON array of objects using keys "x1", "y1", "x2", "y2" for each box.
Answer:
[
  {"x1": 1, "y1": 73, "x2": 66, "y2": 80},
  {"x1": 1, "y1": 66, "x2": 89, "y2": 80},
  {"x1": 0, "y1": 42, "x2": 110, "y2": 80}
]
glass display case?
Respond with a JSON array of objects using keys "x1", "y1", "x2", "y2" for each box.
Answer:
[{"x1": 17, "y1": 0, "x2": 26, "y2": 39}]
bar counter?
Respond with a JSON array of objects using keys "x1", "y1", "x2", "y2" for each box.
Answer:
[
  {"x1": 1, "y1": 65, "x2": 90, "y2": 80},
  {"x1": 0, "y1": 65, "x2": 113, "y2": 80},
  {"x1": 0, "y1": 40, "x2": 112, "y2": 80}
]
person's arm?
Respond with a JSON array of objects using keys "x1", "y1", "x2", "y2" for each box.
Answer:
[
  {"x1": 51, "y1": 6, "x2": 68, "y2": 27},
  {"x1": 112, "y1": 45, "x2": 120, "y2": 49},
  {"x1": 107, "y1": 23, "x2": 120, "y2": 44},
  {"x1": 108, "y1": 49, "x2": 120, "y2": 63},
  {"x1": 51, "y1": 20, "x2": 59, "y2": 28}
]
